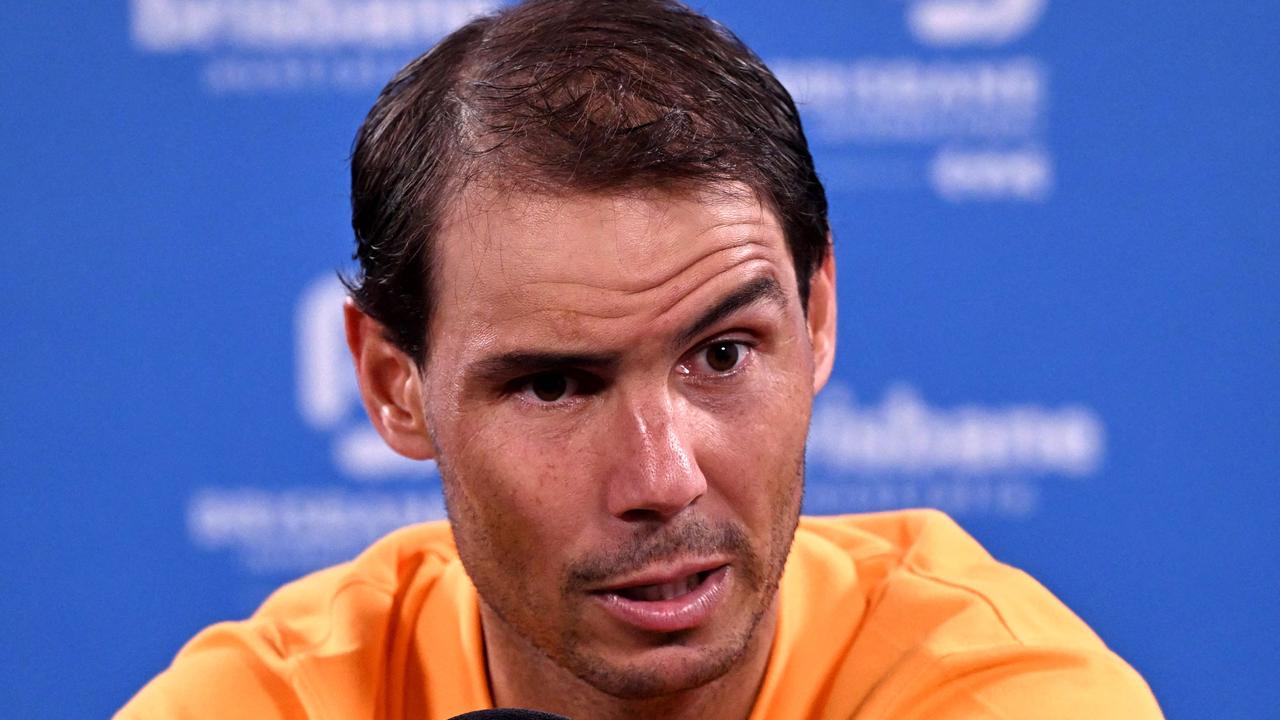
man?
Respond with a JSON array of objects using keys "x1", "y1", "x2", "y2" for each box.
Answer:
[{"x1": 120, "y1": 1, "x2": 1163, "y2": 718}]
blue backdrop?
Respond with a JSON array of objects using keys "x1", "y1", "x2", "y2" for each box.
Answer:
[{"x1": 1, "y1": 1, "x2": 1276, "y2": 717}]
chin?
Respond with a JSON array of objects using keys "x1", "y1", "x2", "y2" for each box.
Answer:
[
  {"x1": 567, "y1": 641, "x2": 746, "y2": 700},
  {"x1": 561, "y1": 604, "x2": 769, "y2": 700}
]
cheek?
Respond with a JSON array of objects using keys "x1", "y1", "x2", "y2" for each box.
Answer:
[
  {"x1": 696, "y1": 370, "x2": 810, "y2": 519},
  {"x1": 439, "y1": 411, "x2": 595, "y2": 579}
]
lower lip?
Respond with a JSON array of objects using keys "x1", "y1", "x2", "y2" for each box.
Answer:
[{"x1": 593, "y1": 566, "x2": 731, "y2": 633}]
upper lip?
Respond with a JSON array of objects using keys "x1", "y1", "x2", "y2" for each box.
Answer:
[{"x1": 591, "y1": 557, "x2": 730, "y2": 593}]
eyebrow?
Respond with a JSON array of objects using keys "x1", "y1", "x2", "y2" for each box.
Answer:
[
  {"x1": 468, "y1": 350, "x2": 622, "y2": 384},
  {"x1": 464, "y1": 276, "x2": 787, "y2": 385},
  {"x1": 673, "y1": 275, "x2": 787, "y2": 349}
]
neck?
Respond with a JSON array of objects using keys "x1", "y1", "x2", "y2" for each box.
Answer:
[{"x1": 480, "y1": 602, "x2": 777, "y2": 720}]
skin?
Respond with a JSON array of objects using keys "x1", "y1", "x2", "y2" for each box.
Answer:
[{"x1": 346, "y1": 183, "x2": 837, "y2": 720}]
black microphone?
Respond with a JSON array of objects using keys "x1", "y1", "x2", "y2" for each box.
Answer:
[{"x1": 448, "y1": 710, "x2": 572, "y2": 720}]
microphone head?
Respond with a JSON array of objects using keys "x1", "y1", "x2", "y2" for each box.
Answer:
[{"x1": 448, "y1": 710, "x2": 572, "y2": 720}]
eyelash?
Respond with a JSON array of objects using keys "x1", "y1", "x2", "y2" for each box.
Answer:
[
  {"x1": 508, "y1": 336, "x2": 756, "y2": 407},
  {"x1": 511, "y1": 371, "x2": 599, "y2": 407},
  {"x1": 678, "y1": 339, "x2": 754, "y2": 381}
]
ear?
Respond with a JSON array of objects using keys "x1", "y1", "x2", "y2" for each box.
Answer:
[
  {"x1": 343, "y1": 299, "x2": 436, "y2": 460},
  {"x1": 806, "y1": 242, "x2": 837, "y2": 395}
]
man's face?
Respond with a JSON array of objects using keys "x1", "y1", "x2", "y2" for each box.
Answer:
[{"x1": 418, "y1": 185, "x2": 821, "y2": 698}]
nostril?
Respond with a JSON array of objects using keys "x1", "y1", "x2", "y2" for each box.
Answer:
[{"x1": 617, "y1": 507, "x2": 675, "y2": 524}]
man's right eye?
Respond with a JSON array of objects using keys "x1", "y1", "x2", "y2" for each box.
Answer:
[{"x1": 519, "y1": 373, "x2": 576, "y2": 403}]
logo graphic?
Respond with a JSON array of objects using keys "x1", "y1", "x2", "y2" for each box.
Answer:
[
  {"x1": 805, "y1": 384, "x2": 1104, "y2": 518},
  {"x1": 772, "y1": 57, "x2": 1045, "y2": 143},
  {"x1": 129, "y1": 0, "x2": 498, "y2": 92},
  {"x1": 130, "y1": 0, "x2": 498, "y2": 51},
  {"x1": 185, "y1": 275, "x2": 443, "y2": 575},
  {"x1": 770, "y1": 1, "x2": 1052, "y2": 201},
  {"x1": 907, "y1": 0, "x2": 1048, "y2": 47},
  {"x1": 188, "y1": 487, "x2": 446, "y2": 572},
  {"x1": 930, "y1": 146, "x2": 1052, "y2": 201}
]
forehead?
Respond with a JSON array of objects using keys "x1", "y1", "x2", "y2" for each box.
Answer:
[{"x1": 427, "y1": 184, "x2": 796, "y2": 351}]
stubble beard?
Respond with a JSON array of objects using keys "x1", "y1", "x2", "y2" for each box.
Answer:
[
  {"x1": 556, "y1": 513, "x2": 793, "y2": 700},
  {"x1": 440, "y1": 455, "x2": 806, "y2": 703}
]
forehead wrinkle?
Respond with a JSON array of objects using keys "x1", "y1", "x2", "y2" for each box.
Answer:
[
  {"x1": 522, "y1": 194, "x2": 775, "y2": 287},
  {"x1": 645, "y1": 258, "x2": 788, "y2": 343},
  {"x1": 439, "y1": 183, "x2": 778, "y2": 298},
  {"x1": 496, "y1": 255, "x2": 784, "y2": 365},
  {"x1": 516, "y1": 236, "x2": 776, "y2": 307},
  {"x1": 432, "y1": 187, "x2": 789, "y2": 367},
  {"x1": 598, "y1": 211, "x2": 780, "y2": 295},
  {"x1": 511, "y1": 247, "x2": 782, "y2": 347}
]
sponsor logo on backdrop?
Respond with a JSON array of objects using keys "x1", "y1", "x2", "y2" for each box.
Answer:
[
  {"x1": 907, "y1": 0, "x2": 1047, "y2": 47},
  {"x1": 188, "y1": 487, "x2": 446, "y2": 572},
  {"x1": 772, "y1": 57, "x2": 1046, "y2": 142},
  {"x1": 129, "y1": 0, "x2": 498, "y2": 92},
  {"x1": 805, "y1": 384, "x2": 1104, "y2": 518},
  {"x1": 131, "y1": 0, "x2": 1054, "y2": 198},
  {"x1": 774, "y1": 0, "x2": 1052, "y2": 201}
]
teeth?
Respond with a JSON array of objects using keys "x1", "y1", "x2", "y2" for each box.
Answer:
[
  {"x1": 630, "y1": 573, "x2": 698, "y2": 602},
  {"x1": 667, "y1": 578, "x2": 683, "y2": 600}
]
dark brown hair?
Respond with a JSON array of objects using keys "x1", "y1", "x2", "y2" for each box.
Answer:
[{"x1": 347, "y1": 0, "x2": 829, "y2": 363}]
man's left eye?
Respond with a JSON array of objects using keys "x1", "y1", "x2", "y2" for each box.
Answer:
[{"x1": 693, "y1": 341, "x2": 750, "y2": 375}]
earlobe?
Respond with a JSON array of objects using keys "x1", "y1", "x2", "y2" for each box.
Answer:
[
  {"x1": 806, "y1": 244, "x2": 838, "y2": 394},
  {"x1": 343, "y1": 299, "x2": 437, "y2": 461}
]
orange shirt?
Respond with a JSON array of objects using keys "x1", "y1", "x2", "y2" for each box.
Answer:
[{"x1": 117, "y1": 510, "x2": 1163, "y2": 719}]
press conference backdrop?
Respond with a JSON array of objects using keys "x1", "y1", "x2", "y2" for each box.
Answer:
[{"x1": 0, "y1": 1, "x2": 1276, "y2": 716}]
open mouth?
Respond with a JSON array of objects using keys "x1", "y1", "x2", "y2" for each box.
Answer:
[
  {"x1": 592, "y1": 564, "x2": 732, "y2": 633},
  {"x1": 608, "y1": 567, "x2": 720, "y2": 602}
]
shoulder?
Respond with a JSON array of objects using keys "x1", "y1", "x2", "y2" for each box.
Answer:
[
  {"x1": 116, "y1": 521, "x2": 460, "y2": 720},
  {"x1": 796, "y1": 509, "x2": 1097, "y2": 648},
  {"x1": 789, "y1": 511, "x2": 1164, "y2": 718}
]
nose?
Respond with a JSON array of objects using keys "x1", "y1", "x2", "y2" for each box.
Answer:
[{"x1": 603, "y1": 391, "x2": 707, "y2": 522}]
